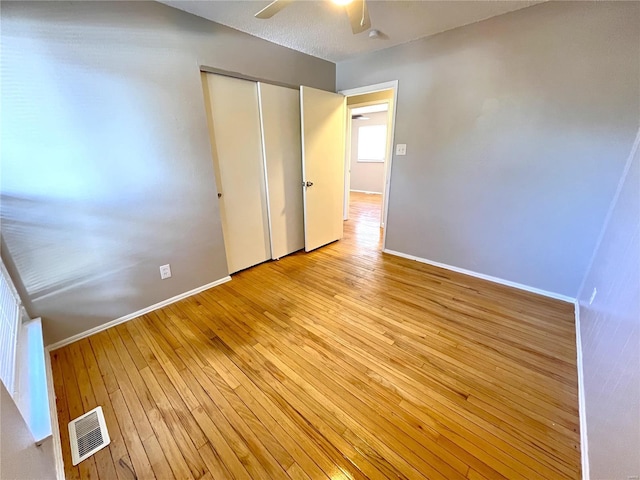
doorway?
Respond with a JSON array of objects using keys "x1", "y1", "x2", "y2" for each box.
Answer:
[{"x1": 340, "y1": 81, "x2": 398, "y2": 251}]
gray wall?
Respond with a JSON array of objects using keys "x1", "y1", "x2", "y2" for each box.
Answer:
[
  {"x1": 350, "y1": 111, "x2": 387, "y2": 193},
  {"x1": 577, "y1": 134, "x2": 639, "y2": 480},
  {"x1": 1, "y1": 383, "x2": 56, "y2": 480},
  {"x1": 0, "y1": 1, "x2": 335, "y2": 345},
  {"x1": 337, "y1": 1, "x2": 640, "y2": 297}
]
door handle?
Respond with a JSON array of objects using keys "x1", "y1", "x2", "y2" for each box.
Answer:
[
  {"x1": 218, "y1": 193, "x2": 222, "y2": 198},
  {"x1": 305, "y1": 181, "x2": 314, "y2": 187}
]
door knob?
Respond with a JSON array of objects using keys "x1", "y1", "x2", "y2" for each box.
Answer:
[
  {"x1": 218, "y1": 193, "x2": 222, "y2": 198},
  {"x1": 305, "y1": 181, "x2": 314, "y2": 187}
]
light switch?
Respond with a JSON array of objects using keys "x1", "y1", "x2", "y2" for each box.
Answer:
[{"x1": 396, "y1": 144, "x2": 407, "y2": 156}]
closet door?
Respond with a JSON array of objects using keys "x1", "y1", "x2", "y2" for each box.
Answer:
[
  {"x1": 202, "y1": 73, "x2": 271, "y2": 274},
  {"x1": 300, "y1": 86, "x2": 346, "y2": 252},
  {"x1": 258, "y1": 83, "x2": 304, "y2": 259}
]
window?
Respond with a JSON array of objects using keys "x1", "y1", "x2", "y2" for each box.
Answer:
[
  {"x1": 0, "y1": 261, "x2": 21, "y2": 395},
  {"x1": 357, "y1": 125, "x2": 387, "y2": 163},
  {"x1": 0, "y1": 259, "x2": 52, "y2": 443}
]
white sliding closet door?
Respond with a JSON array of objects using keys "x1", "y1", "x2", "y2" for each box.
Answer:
[
  {"x1": 202, "y1": 73, "x2": 271, "y2": 274},
  {"x1": 257, "y1": 83, "x2": 304, "y2": 259}
]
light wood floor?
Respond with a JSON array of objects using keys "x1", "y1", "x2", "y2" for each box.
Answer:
[{"x1": 51, "y1": 191, "x2": 581, "y2": 479}]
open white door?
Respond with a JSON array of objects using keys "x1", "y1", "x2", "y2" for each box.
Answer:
[{"x1": 300, "y1": 86, "x2": 346, "y2": 252}]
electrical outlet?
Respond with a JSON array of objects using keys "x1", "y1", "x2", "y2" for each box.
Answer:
[
  {"x1": 589, "y1": 287, "x2": 597, "y2": 305},
  {"x1": 159, "y1": 264, "x2": 172, "y2": 280},
  {"x1": 395, "y1": 144, "x2": 407, "y2": 155}
]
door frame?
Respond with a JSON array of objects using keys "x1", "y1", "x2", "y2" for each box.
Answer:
[
  {"x1": 345, "y1": 98, "x2": 392, "y2": 223},
  {"x1": 339, "y1": 80, "x2": 399, "y2": 251}
]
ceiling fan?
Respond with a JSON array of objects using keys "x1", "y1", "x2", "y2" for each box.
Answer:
[{"x1": 254, "y1": 0, "x2": 371, "y2": 35}]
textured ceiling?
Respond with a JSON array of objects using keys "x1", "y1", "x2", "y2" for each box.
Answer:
[{"x1": 159, "y1": 0, "x2": 541, "y2": 62}]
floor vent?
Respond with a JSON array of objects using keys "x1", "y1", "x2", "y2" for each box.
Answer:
[{"x1": 68, "y1": 406, "x2": 110, "y2": 465}]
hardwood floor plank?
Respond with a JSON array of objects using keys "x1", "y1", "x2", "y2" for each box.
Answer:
[
  {"x1": 88, "y1": 335, "x2": 119, "y2": 395},
  {"x1": 276, "y1": 288, "x2": 580, "y2": 476},
  {"x1": 252, "y1": 315, "x2": 476, "y2": 475},
  {"x1": 191, "y1": 405, "x2": 253, "y2": 480},
  {"x1": 180, "y1": 366, "x2": 283, "y2": 480},
  {"x1": 142, "y1": 434, "x2": 174, "y2": 480},
  {"x1": 233, "y1": 385, "x2": 332, "y2": 480},
  {"x1": 132, "y1": 325, "x2": 208, "y2": 478},
  {"x1": 114, "y1": 323, "x2": 148, "y2": 371},
  {"x1": 94, "y1": 332, "x2": 154, "y2": 443},
  {"x1": 109, "y1": 389, "x2": 156, "y2": 480},
  {"x1": 51, "y1": 192, "x2": 580, "y2": 480},
  {"x1": 68, "y1": 342, "x2": 118, "y2": 480},
  {"x1": 197, "y1": 442, "x2": 233, "y2": 480},
  {"x1": 78, "y1": 339, "x2": 134, "y2": 480},
  {"x1": 139, "y1": 371, "x2": 198, "y2": 480},
  {"x1": 60, "y1": 347, "x2": 100, "y2": 480},
  {"x1": 287, "y1": 462, "x2": 313, "y2": 480},
  {"x1": 137, "y1": 316, "x2": 199, "y2": 409},
  {"x1": 50, "y1": 350, "x2": 80, "y2": 480},
  {"x1": 252, "y1": 340, "x2": 460, "y2": 480},
  {"x1": 127, "y1": 320, "x2": 209, "y2": 451},
  {"x1": 175, "y1": 347, "x2": 296, "y2": 472},
  {"x1": 199, "y1": 328, "x2": 367, "y2": 480}
]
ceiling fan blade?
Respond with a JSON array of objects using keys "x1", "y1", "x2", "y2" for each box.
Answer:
[
  {"x1": 255, "y1": 0, "x2": 293, "y2": 19},
  {"x1": 345, "y1": 0, "x2": 371, "y2": 34}
]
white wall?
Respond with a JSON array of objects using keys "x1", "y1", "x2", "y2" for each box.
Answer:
[
  {"x1": 337, "y1": 1, "x2": 640, "y2": 298},
  {"x1": 350, "y1": 111, "x2": 387, "y2": 193},
  {"x1": 0, "y1": 383, "x2": 56, "y2": 480},
  {"x1": 0, "y1": 1, "x2": 335, "y2": 345},
  {"x1": 577, "y1": 133, "x2": 639, "y2": 480}
]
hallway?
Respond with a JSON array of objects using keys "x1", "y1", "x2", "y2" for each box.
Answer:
[{"x1": 347, "y1": 191, "x2": 383, "y2": 251}]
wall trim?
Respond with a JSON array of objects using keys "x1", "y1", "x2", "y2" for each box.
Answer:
[
  {"x1": 382, "y1": 248, "x2": 575, "y2": 303},
  {"x1": 46, "y1": 276, "x2": 232, "y2": 351},
  {"x1": 200, "y1": 65, "x2": 300, "y2": 91},
  {"x1": 44, "y1": 346, "x2": 65, "y2": 480},
  {"x1": 350, "y1": 189, "x2": 382, "y2": 195},
  {"x1": 339, "y1": 81, "x2": 398, "y2": 97},
  {"x1": 574, "y1": 301, "x2": 590, "y2": 480}
]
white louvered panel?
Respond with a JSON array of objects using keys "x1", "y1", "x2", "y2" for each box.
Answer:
[
  {"x1": 69, "y1": 406, "x2": 110, "y2": 465},
  {"x1": 0, "y1": 260, "x2": 21, "y2": 395}
]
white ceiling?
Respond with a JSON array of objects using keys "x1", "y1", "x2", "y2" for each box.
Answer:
[{"x1": 160, "y1": 0, "x2": 541, "y2": 62}]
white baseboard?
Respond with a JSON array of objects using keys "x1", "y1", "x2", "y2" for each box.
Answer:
[
  {"x1": 574, "y1": 301, "x2": 590, "y2": 480},
  {"x1": 350, "y1": 189, "x2": 382, "y2": 195},
  {"x1": 382, "y1": 249, "x2": 575, "y2": 303},
  {"x1": 46, "y1": 276, "x2": 231, "y2": 351},
  {"x1": 44, "y1": 344, "x2": 65, "y2": 480}
]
